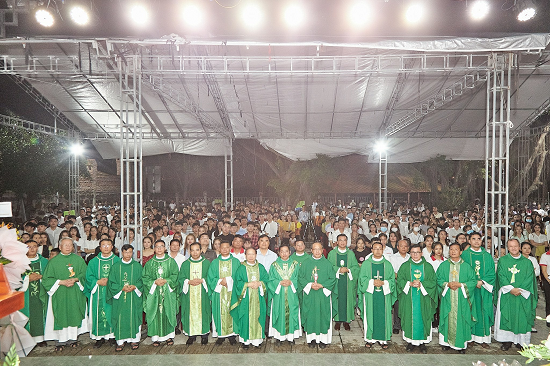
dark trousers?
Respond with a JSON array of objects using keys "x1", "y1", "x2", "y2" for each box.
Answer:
[
  {"x1": 543, "y1": 277, "x2": 550, "y2": 316},
  {"x1": 392, "y1": 300, "x2": 401, "y2": 331}
]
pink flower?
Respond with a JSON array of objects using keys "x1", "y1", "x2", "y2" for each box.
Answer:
[{"x1": 0, "y1": 227, "x2": 31, "y2": 290}]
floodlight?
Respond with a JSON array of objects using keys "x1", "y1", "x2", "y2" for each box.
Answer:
[
  {"x1": 242, "y1": 4, "x2": 263, "y2": 29},
  {"x1": 70, "y1": 6, "x2": 90, "y2": 26},
  {"x1": 35, "y1": 8, "x2": 54, "y2": 27},
  {"x1": 182, "y1": 4, "x2": 203, "y2": 27},
  {"x1": 349, "y1": 2, "x2": 371, "y2": 28},
  {"x1": 71, "y1": 143, "x2": 84, "y2": 156},
  {"x1": 405, "y1": 3, "x2": 424, "y2": 25},
  {"x1": 129, "y1": 4, "x2": 150, "y2": 27},
  {"x1": 283, "y1": 4, "x2": 305, "y2": 28},
  {"x1": 517, "y1": 0, "x2": 536, "y2": 22},
  {"x1": 469, "y1": 0, "x2": 490, "y2": 21},
  {"x1": 374, "y1": 140, "x2": 388, "y2": 153}
]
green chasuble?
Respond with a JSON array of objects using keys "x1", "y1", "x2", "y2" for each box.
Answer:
[
  {"x1": 142, "y1": 254, "x2": 179, "y2": 340},
  {"x1": 396, "y1": 258, "x2": 437, "y2": 341},
  {"x1": 85, "y1": 253, "x2": 120, "y2": 339},
  {"x1": 207, "y1": 255, "x2": 241, "y2": 337},
  {"x1": 461, "y1": 248, "x2": 495, "y2": 339},
  {"x1": 42, "y1": 252, "x2": 87, "y2": 331},
  {"x1": 327, "y1": 248, "x2": 360, "y2": 323},
  {"x1": 20, "y1": 255, "x2": 49, "y2": 338},
  {"x1": 290, "y1": 253, "x2": 309, "y2": 266},
  {"x1": 106, "y1": 259, "x2": 143, "y2": 341},
  {"x1": 436, "y1": 259, "x2": 477, "y2": 349},
  {"x1": 267, "y1": 258, "x2": 301, "y2": 339},
  {"x1": 494, "y1": 254, "x2": 538, "y2": 335},
  {"x1": 177, "y1": 256, "x2": 211, "y2": 336},
  {"x1": 357, "y1": 256, "x2": 396, "y2": 342},
  {"x1": 298, "y1": 256, "x2": 337, "y2": 336},
  {"x1": 230, "y1": 261, "x2": 269, "y2": 343}
]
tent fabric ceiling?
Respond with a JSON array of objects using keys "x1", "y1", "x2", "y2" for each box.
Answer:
[{"x1": 0, "y1": 34, "x2": 549, "y2": 162}]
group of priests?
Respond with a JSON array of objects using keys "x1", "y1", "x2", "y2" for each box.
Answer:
[{"x1": 19, "y1": 232, "x2": 537, "y2": 353}]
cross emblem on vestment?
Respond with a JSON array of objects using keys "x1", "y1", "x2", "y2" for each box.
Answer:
[
  {"x1": 192, "y1": 268, "x2": 201, "y2": 279},
  {"x1": 102, "y1": 264, "x2": 110, "y2": 272},
  {"x1": 374, "y1": 270, "x2": 383, "y2": 292},
  {"x1": 509, "y1": 264, "x2": 520, "y2": 284},
  {"x1": 451, "y1": 269, "x2": 459, "y2": 281}
]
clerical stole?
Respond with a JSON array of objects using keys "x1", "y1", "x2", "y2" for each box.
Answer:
[
  {"x1": 371, "y1": 262, "x2": 386, "y2": 340},
  {"x1": 179, "y1": 257, "x2": 211, "y2": 336},
  {"x1": 21, "y1": 256, "x2": 48, "y2": 338},
  {"x1": 410, "y1": 262, "x2": 425, "y2": 340},
  {"x1": 336, "y1": 252, "x2": 348, "y2": 321},
  {"x1": 218, "y1": 259, "x2": 234, "y2": 336}
]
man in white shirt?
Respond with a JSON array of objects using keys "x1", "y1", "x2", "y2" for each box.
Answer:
[
  {"x1": 446, "y1": 219, "x2": 463, "y2": 243},
  {"x1": 329, "y1": 218, "x2": 351, "y2": 248},
  {"x1": 256, "y1": 235, "x2": 278, "y2": 273},
  {"x1": 168, "y1": 239, "x2": 186, "y2": 269},
  {"x1": 262, "y1": 213, "x2": 279, "y2": 251},
  {"x1": 389, "y1": 240, "x2": 410, "y2": 335},
  {"x1": 45, "y1": 216, "x2": 63, "y2": 247},
  {"x1": 399, "y1": 214, "x2": 409, "y2": 238},
  {"x1": 407, "y1": 223, "x2": 424, "y2": 245}
]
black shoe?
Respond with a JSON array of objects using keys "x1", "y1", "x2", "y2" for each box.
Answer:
[
  {"x1": 308, "y1": 341, "x2": 317, "y2": 348},
  {"x1": 458, "y1": 349, "x2": 466, "y2": 354},
  {"x1": 319, "y1": 343, "x2": 327, "y2": 349},
  {"x1": 109, "y1": 338, "x2": 116, "y2": 346},
  {"x1": 175, "y1": 327, "x2": 182, "y2": 335},
  {"x1": 201, "y1": 336, "x2": 209, "y2": 345},
  {"x1": 275, "y1": 340, "x2": 282, "y2": 346},
  {"x1": 419, "y1": 344, "x2": 427, "y2": 354},
  {"x1": 500, "y1": 342, "x2": 512, "y2": 351},
  {"x1": 515, "y1": 343, "x2": 523, "y2": 349},
  {"x1": 215, "y1": 338, "x2": 225, "y2": 345},
  {"x1": 392, "y1": 329, "x2": 400, "y2": 334},
  {"x1": 242, "y1": 344, "x2": 250, "y2": 349},
  {"x1": 547, "y1": 321, "x2": 550, "y2": 328},
  {"x1": 186, "y1": 336, "x2": 196, "y2": 345},
  {"x1": 441, "y1": 346, "x2": 450, "y2": 351},
  {"x1": 406, "y1": 343, "x2": 414, "y2": 352},
  {"x1": 343, "y1": 322, "x2": 351, "y2": 331},
  {"x1": 94, "y1": 339, "x2": 105, "y2": 348},
  {"x1": 228, "y1": 336, "x2": 237, "y2": 345}
]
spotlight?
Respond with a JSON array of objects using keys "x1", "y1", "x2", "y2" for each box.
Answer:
[
  {"x1": 517, "y1": 0, "x2": 536, "y2": 22},
  {"x1": 35, "y1": 8, "x2": 54, "y2": 27},
  {"x1": 349, "y1": 1, "x2": 371, "y2": 28},
  {"x1": 70, "y1": 6, "x2": 90, "y2": 26},
  {"x1": 283, "y1": 4, "x2": 305, "y2": 28},
  {"x1": 182, "y1": 4, "x2": 203, "y2": 27},
  {"x1": 70, "y1": 143, "x2": 84, "y2": 156},
  {"x1": 242, "y1": 4, "x2": 263, "y2": 29},
  {"x1": 374, "y1": 140, "x2": 388, "y2": 153},
  {"x1": 405, "y1": 3, "x2": 424, "y2": 25},
  {"x1": 469, "y1": 0, "x2": 490, "y2": 21},
  {"x1": 129, "y1": 4, "x2": 150, "y2": 27}
]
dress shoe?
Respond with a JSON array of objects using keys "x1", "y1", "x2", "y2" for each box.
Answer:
[
  {"x1": 109, "y1": 338, "x2": 116, "y2": 346},
  {"x1": 406, "y1": 343, "x2": 414, "y2": 352},
  {"x1": 515, "y1": 343, "x2": 523, "y2": 349},
  {"x1": 94, "y1": 339, "x2": 105, "y2": 348},
  {"x1": 319, "y1": 343, "x2": 327, "y2": 349},
  {"x1": 500, "y1": 342, "x2": 512, "y2": 351},
  {"x1": 175, "y1": 328, "x2": 182, "y2": 335},
  {"x1": 186, "y1": 336, "x2": 196, "y2": 345},
  {"x1": 547, "y1": 321, "x2": 550, "y2": 328},
  {"x1": 480, "y1": 343, "x2": 490, "y2": 349},
  {"x1": 343, "y1": 322, "x2": 351, "y2": 331},
  {"x1": 392, "y1": 329, "x2": 400, "y2": 334},
  {"x1": 308, "y1": 341, "x2": 317, "y2": 348},
  {"x1": 242, "y1": 344, "x2": 250, "y2": 349},
  {"x1": 441, "y1": 346, "x2": 450, "y2": 351},
  {"x1": 215, "y1": 338, "x2": 225, "y2": 345},
  {"x1": 531, "y1": 327, "x2": 538, "y2": 333},
  {"x1": 334, "y1": 322, "x2": 341, "y2": 331},
  {"x1": 228, "y1": 336, "x2": 237, "y2": 345},
  {"x1": 201, "y1": 336, "x2": 209, "y2": 345},
  {"x1": 275, "y1": 340, "x2": 282, "y2": 346},
  {"x1": 419, "y1": 344, "x2": 427, "y2": 354}
]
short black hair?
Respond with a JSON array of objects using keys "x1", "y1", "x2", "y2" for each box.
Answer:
[{"x1": 121, "y1": 244, "x2": 134, "y2": 252}]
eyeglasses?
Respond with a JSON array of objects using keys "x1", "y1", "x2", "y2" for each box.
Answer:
[{"x1": 410, "y1": 251, "x2": 422, "y2": 254}]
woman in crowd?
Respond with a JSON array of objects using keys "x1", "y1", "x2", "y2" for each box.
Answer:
[
  {"x1": 437, "y1": 229, "x2": 450, "y2": 258},
  {"x1": 510, "y1": 222, "x2": 528, "y2": 244},
  {"x1": 388, "y1": 231, "x2": 400, "y2": 254},
  {"x1": 530, "y1": 223, "x2": 548, "y2": 258},
  {"x1": 69, "y1": 226, "x2": 84, "y2": 253},
  {"x1": 353, "y1": 236, "x2": 370, "y2": 266},
  {"x1": 428, "y1": 241, "x2": 445, "y2": 271},
  {"x1": 141, "y1": 236, "x2": 155, "y2": 266},
  {"x1": 422, "y1": 235, "x2": 434, "y2": 259},
  {"x1": 181, "y1": 233, "x2": 196, "y2": 260}
]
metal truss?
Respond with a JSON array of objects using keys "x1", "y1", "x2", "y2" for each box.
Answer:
[
  {"x1": 379, "y1": 150, "x2": 388, "y2": 211},
  {"x1": 224, "y1": 140, "x2": 234, "y2": 210},
  {"x1": 0, "y1": 0, "x2": 31, "y2": 39},
  {"x1": 68, "y1": 149, "x2": 80, "y2": 211}
]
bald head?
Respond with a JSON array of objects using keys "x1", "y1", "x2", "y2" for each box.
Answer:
[{"x1": 312, "y1": 242, "x2": 323, "y2": 259}]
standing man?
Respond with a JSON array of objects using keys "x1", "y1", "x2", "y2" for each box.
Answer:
[
  {"x1": 290, "y1": 239, "x2": 308, "y2": 266},
  {"x1": 19, "y1": 240, "x2": 49, "y2": 345},
  {"x1": 461, "y1": 232, "x2": 495, "y2": 348},
  {"x1": 389, "y1": 239, "x2": 410, "y2": 335},
  {"x1": 396, "y1": 244, "x2": 437, "y2": 354},
  {"x1": 106, "y1": 244, "x2": 143, "y2": 352},
  {"x1": 268, "y1": 245, "x2": 302, "y2": 344},
  {"x1": 230, "y1": 248, "x2": 269, "y2": 348},
  {"x1": 329, "y1": 218, "x2": 351, "y2": 248},
  {"x1": 43, "y1": 238, "x2": 88, "y2": 351},
  {"x1": 85, "y1": 238, "x2": 120, "y2": 347},
  {"x1": 142, "y1": 240, "x2": 179, "y2": 347},
  {"x1": 178, "y1": 243, "x2": 211, "y2": 345},
  {"x1": 263, "y1": 213, "x2": 279, "y2": 251},
  {"x1": 494, "y1": 239, "x2": 538, "y2": 351},
  {"x1": 358, "y1": 242, "x2": 396, "y2": 349},
  {"x1": 436, "y1": 243, "x2": 477, "y2": 353},
  {"x1": 207, "y1": 240, "x2": 240, "y2": 345},
  {"x1": 256, "y1": 234, "x2": 278, "y2": 272},
  {"x1": 231, "y1": 235, "x2": 246, "y2": 262},
  {"x1": 327, "y1": 233, "x2": 359, "y2": 331},
  {"x1": 298, "y1": 242, "x2": 337, "y2": 349}
]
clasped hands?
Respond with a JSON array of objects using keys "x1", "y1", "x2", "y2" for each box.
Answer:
[
  {"x1": 247, "y1": 281, "x2": 262, "y2": 289},
  {"x1": 60, "y1": 278, "x2": 79, "y2": 287},
  {"x1": 447, "y1": 281, "x2": 462, "y2": 291},
  {"x1": 373, "y1": 279, "x2": 384, "y2": 288},
  {"x1": 339, "y1": 267, "x2": 349, "y2": 274},
  {"x1": 311, "y1": 282, "x2": 324, "y2": 290},
  {"x1": 29, "y1": 273, "x2": 42, "y2": 282},
  {"x1": 122, "y1": 284, "x2": 137, "y2": 292},
  {"x1": 510, "y1": 288, "x2": 522, "y2": 296},
  {"x1": 154, "y1": 278, "x2": 168, "y2": 286},
  {"x1": 188, "y1": 278, "x2": 203, "y2": 286},
  {"x1": 279, "y1": 279, "x2": 292, "y2": 287},
  {"x1": 411, "y1": 279, "x2": 422, "y2": 289}
]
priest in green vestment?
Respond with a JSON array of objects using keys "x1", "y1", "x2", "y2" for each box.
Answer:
[
  {"x1": 494, "y1": 238, "x2": 538, "y2": 351},
  {"x1": 290, "y1": 239, "x2": 309, "y2": 266},
  {"x1": 230, "y1": 248, "x2": 269, "y2": 348},
  {"x1": 268, "y1": 245, "x2": 302, "y2": 343},
  {"x1": 19, "y1": 240, "x2": 48, "y2": 345},
  {"x1": 358, "y1": 242, "x2": 396, "y2": 349},
  {"x1": 461, "y1": 232, "x2": 495, "y2": 347},
  {"x1": 327, "y1": 234, "x2": 359, "y2": 331},
  {"x1": 437, "y1": 243, "x2": 477, "y2": 353},
  {"x1": 43, "y1": 238, "x2": 88, "y2": 349},
  {"x1": 298, "y1": 242, "x2": 337, "y2": 349},
  {"x1": 106, "y1": 244, "x2": 143, "y2": 351},
  {"x1": 207, "y1": 240, "x2": 241, "y2": 345},
  {"x1": 396, "y1": 244, "x2": 437, "y2": 354},
  {"x1": 85, "y1": 238, "x2": 120, "y2": 347},
  {"x1": 178, "y1": 243, "x2": 211, "y2": 345},
  {"x1": 142, "y1": 239, "x2": 179, "y2": 346}
]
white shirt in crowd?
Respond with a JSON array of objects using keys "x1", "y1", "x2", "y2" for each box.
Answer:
[
  {"x1": 388, "y1": 252, "x2": 410, "y2": 274},
  {"x1": 256, "y1": 249, "x2": 278, "y2": 272},
  {"x1": 407, "y1": 231, "x2": 424, "y2": 245}
]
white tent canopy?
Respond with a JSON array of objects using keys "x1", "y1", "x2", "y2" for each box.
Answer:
[{"x1": 1, "y1": 33, "x2": 549, "y2": 162}]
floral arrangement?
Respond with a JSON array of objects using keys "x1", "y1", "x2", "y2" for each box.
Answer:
[
  {"x1": 516, "y1": 317, "x2": 550, "y2": 364},
  {"x1": 0, "y1": 224, "x2": 30, "y2": 290}
]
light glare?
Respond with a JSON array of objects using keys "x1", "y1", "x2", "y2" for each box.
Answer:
[
  {"x1": 405, "y1": 3, "x2": 424, "y2": 25},
  {"x1": 242, "y1": 4, "x2": 263, "y2": 29},
  {"x1": 284, "y1": 4, "x2": 305, "y2": 28},
  {"x1": 183, "y1": 5, "x2": 203, "y2": 27},
  {"x1": 71, "y1": 144, "x2": 84, "y2": 156},
  {"x1": 130, "y1": 4, "x2": 150, "y2": 26},
  {"x1": 70, "y1": 6, "x2": 90, "y2": 26},
  {"x1": 349, "y1": 2, "x2": 371, "y2": 27},
  {"x1": 35, "y1": 9, "x2": 54, "y2": 27},
  {"x1": 517, "y1": 7, "x2": 535, "y2": 21},
  {"x1": 469, "y1": 1, "x2": 490, "y2": 21},
  {"x1": 374, "y1": 140, "x2": 388, "y2": 153}
]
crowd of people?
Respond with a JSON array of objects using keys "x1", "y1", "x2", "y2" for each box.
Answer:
[{"x1": 13, "y1": 199, "x2": 550, "y2": 354}]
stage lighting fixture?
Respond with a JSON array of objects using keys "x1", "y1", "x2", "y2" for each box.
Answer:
[
  {"x1": 129, "y1": 4, "x2": 150, "y2": 26},
  {"x1": 242, "y1": 4, "x2": 263, "y2": 29},
  {"x1": 70, "y1": 6, "x2": 90, "y2": 26},
  {"x1": 283, "y1": 4, "x2": 305, "y2": 28},
  {"x1": 70, "y1": 143, "x2": 84, "y2": 156},
  {"x1": 374, "y1": 140, "x2": 388, "y2": 153},
  {"x1": 517, "y1": 0, "x2": 536, "y2": 22},
  {"x1": 182, "y1": 4, "x2": 203, "y2": 27},
  {"x1": 35, "y1": 8, "x2": 54, "y2": 27},
  {"x1": 469, "y1": 0, "x2": 490, "y2": 21},
  {"x1": 405, "y1": 3, "x2": 424, "y2": 25},
  {"x1": 349, "y1": 1, "x2": 371, "y2": 28}
]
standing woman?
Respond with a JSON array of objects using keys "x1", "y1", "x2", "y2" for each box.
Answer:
[
  {"x1": 530, "y1": 223, "x2": 549, "y2": 259},
  {"x1": 182, "y1": 233, "x2": 196, "y2": 260},
  {"x1": 428, "y1": 242, "x2": 445, "y2": 272},
  {"x1": 510, "y1": 223, "x2": 528, "y2": 244},
  {"x1": 437, "y1": 230, "x2": 450, "y2": 258},
  {"x1": 69, "y1": 226, "x2": 84, "y2": 254},
  {"x1": 522, "y1": 241, "x2": 540, "y2": 333},
  {"x1": 388, "y1": 231, "x2": 400, "y2": 254},
  {"x1": 141, "y1": 237, "x2": 155, "y2": 266}
]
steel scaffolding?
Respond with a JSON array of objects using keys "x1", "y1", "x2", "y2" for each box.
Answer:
[
  {"x1": 379, "y1": 150, "x2": 388, "y2": 212},
  {"x1": 68, "y1": 146, "x2": 80, "y2": 212},
  {"x1": 484, "y1": 53, "x2": 513, "y2": 257},
  {"x1": 119, "y1": 55, "x2": 144, "y2": 261},
  {"x1": 224, "y1": 140, "x2": 234, "y2": 210}
]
